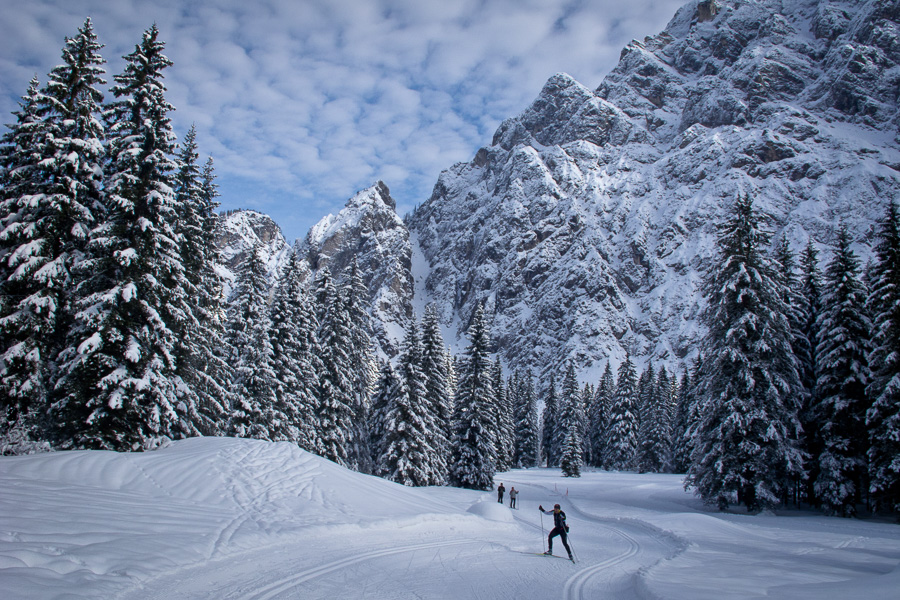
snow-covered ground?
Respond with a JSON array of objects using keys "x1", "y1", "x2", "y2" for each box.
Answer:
[{"x1": 2, "y1": 437, "x2": 899, "y2": 599}]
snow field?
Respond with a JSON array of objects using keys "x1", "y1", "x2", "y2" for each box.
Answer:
[{"x1": 2, "y1": 437, "x2": 899, "y2": 599}]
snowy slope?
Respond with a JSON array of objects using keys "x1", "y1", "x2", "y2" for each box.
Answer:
[
  {"x1": 405, "y1": 0, "x2": 900, "y2": 379},
  {"x1": 2, "y1": 438, "x2": 899, "y2": 600}
]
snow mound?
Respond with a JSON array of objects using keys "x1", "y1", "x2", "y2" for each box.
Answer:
[
  {"x1": 466, "y1": 499, "x2": 515, "y2": 522},
  {"x1": 0, "y1": 437, "x2": 461, "y2": 599}
]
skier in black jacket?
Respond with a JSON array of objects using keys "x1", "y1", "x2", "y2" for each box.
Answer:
[{"x1": 539, "y1": 503, "x2": 572, "y2": 559}]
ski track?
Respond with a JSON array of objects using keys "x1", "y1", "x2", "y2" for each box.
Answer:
[
  {"x1": 232, "y1": 539, "x2": 478, "y2": 600},
  {"x1": 510, "y1": 479, "x2": 686, "y2": 600},
  {"x1": 129, "y1": 467, "x2": 684, "y2": 600},
  {"x1": 563, "y1": 526, "x2": 640, "y2": 600}
]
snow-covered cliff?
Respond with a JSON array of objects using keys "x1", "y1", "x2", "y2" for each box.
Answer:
[
  {"x1": 406, "y1": 0, "x2": 900, "y2": 379},
  {"x1": 221, "y1": 0, "x2": 900, "y2": 381}
]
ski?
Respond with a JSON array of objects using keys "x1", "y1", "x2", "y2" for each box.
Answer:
[{"x1": 529, "y1": 552, "x2": 575, "y2": 562}]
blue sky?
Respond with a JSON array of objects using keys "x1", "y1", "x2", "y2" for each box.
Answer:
[{"x1": 0, "y1": 0, "x2": 687, "y2": 243}]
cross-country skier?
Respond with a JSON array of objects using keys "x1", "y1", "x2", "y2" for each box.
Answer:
[
  {"x1": 497, "y1": 482, "x2": 505, "y2": 503},
  {"x1": 509, "y1": 487, "x2": 518, "y2": 509},
  {"x1": 539, "y1": 503, "x2": 572, "y2": 560}
]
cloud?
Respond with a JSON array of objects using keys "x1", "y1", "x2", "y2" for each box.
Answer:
[{"x1": 0, "y1": 0, "x2": 688, "y2": 242}]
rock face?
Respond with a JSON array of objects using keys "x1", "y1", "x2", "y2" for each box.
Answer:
[
  {"x1": 299, "y1": 181, "x2": 414, "y2": 357},
  {"x1": 405, "y1": 0, "x2": 900, "y2": 380},
  {"x1": 217, "y1": 209, "x2": 293, "y2": 299}
]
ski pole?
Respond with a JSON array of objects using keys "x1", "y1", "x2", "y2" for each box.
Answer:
[
  {"x1": 567, "y1": 532, "x2": 578, "y2": 562},
  {"x1": 539, "y1": 508, "x2": 546, "y2": 553}
]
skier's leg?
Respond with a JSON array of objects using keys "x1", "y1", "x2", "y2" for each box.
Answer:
[
  {"x1": 547, "y1": 527, "x2": 560, "y2": 553},
  {"x1": 560, "y1": 530, "x2": 572, "y2": 558}
]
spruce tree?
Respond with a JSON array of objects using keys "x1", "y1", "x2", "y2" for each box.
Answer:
[
  {"x1": 2, "y1": 20, "x2": 107, "y2": 448},
  {"x1": 581, "y1": 383, "x2": 594, "y2": 465},
  {"x1": 640, "y1": 366, "x2": 673, "y2": 473},
  {"x1": 314, "y1": 267, "x2": 356, "y2": 466},
  {"x1": 540, "y1": 374, "x2": 559, "y2": 467},
  {"x1": 513, "y1": 370, "x2": 539, "y2": 468},
  {"x1": 687, "y1": 196, "x2": 802, "y2": 512},
  {"x1": 636, "y1": 362, "x2": 655, "y2": 472},
  {"x1": 867, "y1": 200, "x2": 900, "y2": 513},
  {"x1": 0, "y1": 78, "x2": 52, "y2": 449},
  {"x1": 559, "y1": 363, "x2": 584, "y2": 477},
  {"x1": 226, "y1": 242, "x2": 279, "y2": 440},
  {"x1": 493, "y1": 359, "x2": 514, "y2": 472},
  {"x1": 670, "y1": 365, "x2": 693, "y2": 473},
  {"x1": 369, "y1": 359, "x2": 398, "y2": 468},
  {"x1": 813, "y1": 225, "x2": 872, "y2": 516},
  {"x1": 421, "y1": 304, "x2": 451, "y2": 483},
  {"x1": 379, "y1": 320, "x2": 433, "y2": 486},
  {"x1": 55, "y1": 25, "x2": 195, "y2": 450},
  {"x1": 342, "y1": 259, "x2": 375, "y2": 472},
  {"x1": 269, "y1": 249, "x2": 317, "y2": 443},
  {"x1": 171, "y1": 128, "x2": 231, "y2": 436},
  {"x1": 798, "y1": 241, "x2": 823, "y2": 505},
  {"x1": 605, "y1": 355, "x2": 639, "y2": 470},
  {"x1": 449, "y1": 304, "x2": 497, "y2": 490},
  {"x1": 589, "y1": 362, "x2": 614, "y2": 468}
]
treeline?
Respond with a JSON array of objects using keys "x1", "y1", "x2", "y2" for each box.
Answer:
[
  {"x1": 682, "y1": 197, "x2": 900, "y2": 516},
  {"x1": 544, "y1": 196, "x2": 900, "y2": 516}
]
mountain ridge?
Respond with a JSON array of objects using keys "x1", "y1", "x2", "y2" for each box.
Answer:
[{"x1": 222, "y1": 0, "x2": 900, "y2": 380}]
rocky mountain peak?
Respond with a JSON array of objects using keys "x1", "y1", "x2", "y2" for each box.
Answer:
[
  {"x1": 300, "y1": 181, "x2": 414, "y2": 357},
  {"x1": 406, "y1": 0, "x2": 900, "y2": 381},
  {"x1": 217, "y1": 209, "x2": 292, "y2": 297}
]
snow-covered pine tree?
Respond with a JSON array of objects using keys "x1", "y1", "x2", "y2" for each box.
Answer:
[
  {"x1": 226, "y1": 242, "x2": 279, "y2": 440},
  {"x1": 492, "y1": 359, "x2": 514, "y2": 472},
  {"x1": 2, "y1": 20, "x2": 107, "y2": 449},
  {"x1": 369, "y1": 359, "x2": 401, "y2": 474},
  {"x1": 540, "y1": 373, "x2": 559, "y2": 467},
  {"x1": 589, "y1": 362, "x2": 614, "y2": 468},
  {"x1": 55, "y1": 25, "x2": 198, "y2": 450},
  {"x1": 342, "y1": 259, "x2": 376, "y2": 472},
  {"x1": 420, "y1": 304, "x2": 451, "y2": 484},
  {"x1": 773, "y1": 235, "x2": 807, "y2": 503},
  {"x1": 293, "y1": 280, "x2": 323, "y2": 452},
  {"x1": 507, "y1": 372, "x2": 520, "y2": 462},
  {"x1": 512, "y1": 369, "x2": 539, "y2": 468},
  {"x1": 798, "y1": 240, "x2": 823, "y2": 505},
  {"x1": 379, "y1": 320, "x2": 434, "y2": 486},
  {"x1": 449, "y1": 304, "x2": 497, "y2": 490},
  {"x1": 640, "y1": 366, "x2": 674, "y2": 473},
  {"x1": 636, "y1": 362, "x2": 655, "y2": 472},
  {"x1": 0, "y1": 78, "x2": 53, "y2": 450},
  {"x1": 867, "y1": 200, "x2": 900, "y2": 514},
  {"x1": 660, "y1": 367, "x2": 677, "y2": 471},
  {"x1": 559, "y1": 363, "x2": 584, "y2": 478},
  {"x1": 314, "y1": 267, "x2": 355, "y2": 466},
  {"x1": 269, "y1": 249, "x2": 316, "y2": 444},
  {"x1": 581, "y1": 383, "x2": 593, "y2": 465},
  {"x1": 687, "y1": 195, "x2": 802, "y2": 512},
  {"x1": 670, "y1": 365, "x2": 693, "y2": 473},
  {"x1": 605, "y1": 354, "x2": 639, "y2": 470},
  {"x1": 813, "y1": 225, "x2": 873, "y2": 516},
  {"x1": 171, "y1": 127, "x2": 231, "y2": 436}
]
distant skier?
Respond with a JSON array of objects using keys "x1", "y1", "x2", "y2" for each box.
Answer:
[
  {"x1": 497, "y1": 482, "x2": 506, "y2": 503},
  {"x1": 539, "y1": 503, "x2": 572, "y2": 560},
  {"x1": 509, "y1": 487, "x2": 518, "y2": 509}
]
